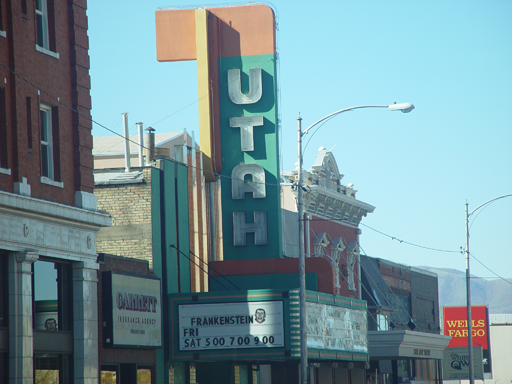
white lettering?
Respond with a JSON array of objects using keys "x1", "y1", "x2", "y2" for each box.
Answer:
[
  {"x1": 228, "y1": 68, "x2": 262, "y2": 104},
  {"x1": 230, "y1": 116, "x2": 264, "y2": 152},
  {"x1": 231, "y1": 164, "x2": 266, "y2": 199},
  {"x1": 233, "y1": 211, "x2": 268, "y2": 246}
]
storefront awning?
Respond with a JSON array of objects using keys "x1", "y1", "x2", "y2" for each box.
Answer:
[{"x1": 368, "y1": 330, "x2": 450, "y2": 360}]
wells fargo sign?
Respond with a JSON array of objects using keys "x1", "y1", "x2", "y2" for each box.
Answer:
[
  {"x1": 443, "y1": 306, "x2": 492, "y2": 374},
  {"x1": 156, "y1": 5, "x2": 282, "y2": 260},
  {"x1": 443, "y1": 306, "x2": 489, "y2": 348}
]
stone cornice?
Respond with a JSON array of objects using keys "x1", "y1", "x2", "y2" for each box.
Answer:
[
  {"x1": 302, "y1": 185, "x2": 375, "y2": 227},
  {"x1": 0, "y1": 191, "x2": 111, "y2": 229}
]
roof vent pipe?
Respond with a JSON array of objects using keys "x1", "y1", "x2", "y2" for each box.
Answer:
[
  {"x1": 144, "y1": 127, "x2": 156, "y2": 166},
  {"x1": 122, "y1": 112, "x2": 131, "y2": 172},
  {"x1": 136, "y1": 122, "x2": 144, "y2": 166}
]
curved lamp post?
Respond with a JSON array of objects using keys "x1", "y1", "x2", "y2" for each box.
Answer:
[
  {"x1": 464, "y1": 193, "x2": 512, "y2": 384},
  {"x1": 297, "y1": 103, "x2": 415, "y2": 384}
]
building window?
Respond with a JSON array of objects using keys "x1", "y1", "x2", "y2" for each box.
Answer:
[
  {"x1": 35, "y1": 0, "x2": 57, "y2": 57},
  {"x1": 33, "y1": 259, "x2": 72, "y2": 331},
  {"x1": 377, "y1": 314, "x2": 389, "y2": 331},
  {"x1": 138, "y1": 367, "x2": 153, "y2": 384},
  {"x1": 35, "y1": 355, "x2": 60, "y2": 383},
  {"x1": 35, "y1": 0, "x2": 49, "y2": 49},
  {"x1": 346, "y1": 242, "x2": 358, "y2": 292},
  {"x1": 27, "y1": 97, "x2": 33, "y2": 150},
  {"x1": 313, "y1": 232, "x2": 329, "y2": 257},
  {"x1": 40, "y1": 104, "x2": 53, "y2": 178},
  {"x1": 0, "y1": 255, "x2": 7, "y2": 328},
  {"x1": 40, "y1": 104, "x2": 61, "y2": 186},
  {"x1": 0, "y1": 1, "x2": 4, "y2": 33},
  {"x1": 0, "y1": 88, "x2": 7, "y2": 171},
  {"x1": 0, "y1": 353, "x2": 7, "y2": 384},
  {"x1": 101, "y1": 365, "x2": 119, "y2": 384}
]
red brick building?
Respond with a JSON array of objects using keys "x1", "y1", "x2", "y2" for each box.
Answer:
[{"x1": 0, "y1": 0, "x2": 110, "y2": 382}]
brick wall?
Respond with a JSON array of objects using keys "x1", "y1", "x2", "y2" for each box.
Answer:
[
  {"x1": 411, "y1": 269, "x2": 440, "y2": 333},
  {"x1": 378, "y1": 259, "x2": 441, "y2": 333},
  {"x1": 95, "y1": 168, "x2": 153, "y2": 267},
  {"x1": 0, "y1": 0, "x2": 93, "y2": 204}
]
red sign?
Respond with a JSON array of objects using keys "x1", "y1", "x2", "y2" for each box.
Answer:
[{"x1": 443, "y1": 306, "x2": 489, "y2": 349}]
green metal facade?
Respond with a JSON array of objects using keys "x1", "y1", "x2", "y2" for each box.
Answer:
[{"x1": 151, "y1": 159, "x2": 192, "y2": 384}]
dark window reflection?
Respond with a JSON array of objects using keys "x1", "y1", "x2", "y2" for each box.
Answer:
[{"x1": 33, "y1": 259, "x2": 72, "y2": 331}]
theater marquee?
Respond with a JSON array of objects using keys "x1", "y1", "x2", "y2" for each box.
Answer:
[{"x1": 178, "y1": 301, "x2": 284, "y2": 351}]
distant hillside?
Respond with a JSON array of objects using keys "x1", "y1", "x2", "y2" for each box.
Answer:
[{"x1": 418, "y1": 267, "x2": 512, "y2": 314}]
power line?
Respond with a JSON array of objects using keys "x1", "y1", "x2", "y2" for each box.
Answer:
[
  {"x1": 360, "y1": 222, "x2": 460, "y2": 253},
  {"x1": 170, "y1": 245, "x2": 241, "y2": 291},
  {"x1": 0, "y1": 60, "x2": 286, "y2": 187},
  {"x1": 469, "y1": 252, "x2": 512, "y2": 285},
  {"x1": 358, "y1": 243, "x2": 421, "y2": 331}
]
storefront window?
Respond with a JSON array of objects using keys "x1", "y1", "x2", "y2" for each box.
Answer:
[
  {"x1": 33, "y1": 259, "x2": 72, "y2": 331},
  {"x1": 137, "y1": 367, "x2": 152, "y2": 384},
  {"x1": 35, "y1": 355, "x2": 59, "y2": 384},
  {"x1": 0, "y1": 353, "x2": 7, "y2": 383},
  {"x1": 0, "y1": 255, "x2": 7, "y2": 328},
  {"x1": 101, "y1": 366, "x2": 118, "y2": 384}
]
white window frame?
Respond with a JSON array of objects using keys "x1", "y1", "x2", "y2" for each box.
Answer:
[{"x1": 40, "y1": 104, "x2": 53, "y2": 180}]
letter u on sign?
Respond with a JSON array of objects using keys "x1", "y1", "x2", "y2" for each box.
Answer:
[{"x1": 228, "y1": 68, "x2": 262, "y2": 104}]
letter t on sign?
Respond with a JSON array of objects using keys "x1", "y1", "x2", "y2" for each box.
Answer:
[{"x1": 230, "y1": 116, "x2": 264, "y2": 152}]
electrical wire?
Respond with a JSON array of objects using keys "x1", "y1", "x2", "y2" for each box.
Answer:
[
  {"x1": 307, "y1": 225, "x2": 420, "y2": 331},
  {"x1": 469, "y1": 252, "x2": 512, "y2": 285},
  {"x1": 358, "y1": 243, "x2": 423, "y2": 332},
  {"x1": 0, "y1": 60, "x2": 286, "y2": 188},
  {"x1": 170, "y1": 244, "x2": 241, "y2": 292},
  {"x1": 359, "y1": 222, "x2": 460, "y2": 253}
]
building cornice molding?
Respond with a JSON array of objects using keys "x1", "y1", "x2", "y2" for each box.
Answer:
[
  {"x1": 0, "y1": 191, "x2": 111, "y2": 229},
  {"x1": 300, "y1": 185, "x2": 375, "y2": 227}
]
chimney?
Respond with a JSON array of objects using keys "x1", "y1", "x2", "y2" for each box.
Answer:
[
  {"x1": 136, "y1": 122, "x2": 144, "y2": 166},
  {"x1": 122, "y1": 112, "x2": 131, "y2": 172},
  {"x1": 144, "y1": 127, "x2": 156, "y2": 165}
]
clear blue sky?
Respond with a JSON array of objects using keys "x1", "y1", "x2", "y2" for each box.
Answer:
[{"x1": 88, "y1": 1, "x2": 512, "y2": 280}]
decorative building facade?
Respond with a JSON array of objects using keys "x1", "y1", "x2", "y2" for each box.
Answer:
[
  {"x1": 281, "y1": 147, "x2": 375, "y2": 299},
  {"x1": 0, "y1": 0, "x2": 111, "y2": 382}
]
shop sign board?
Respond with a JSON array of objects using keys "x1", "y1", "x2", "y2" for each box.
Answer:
[
  {"x1": 178, "y1": 301, "x2": 284, "y2": 351},
  {"x1": 443, "y1": 306, "x2": 491, "y2": 374},
  {"x1": 442, "y1": 346, "x2": 484, "y2": 380},
  {"x1": 306, "y1": 302, "x2": 368, "y2": 353},
  {"x1": 103, "y1": 272, "x2": 162, "y2": 348},
  {"x1": 444, "y1": 306, "x2": 489, "y2": 348}
]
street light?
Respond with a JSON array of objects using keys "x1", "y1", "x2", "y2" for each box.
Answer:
[
  {"x1": 296, "y1": 103, "x2": 415, "y2": 384},
  {"x1": 464, "y1": 194, "x2": 512, "y2": 384}
]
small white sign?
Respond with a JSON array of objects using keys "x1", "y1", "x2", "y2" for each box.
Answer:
[
  {"x1": 111, "y1": 274, "x2": 162, "y2": 347},
  {"x1": 178, "y1": 301, "x2": 284, "y2": 351}
]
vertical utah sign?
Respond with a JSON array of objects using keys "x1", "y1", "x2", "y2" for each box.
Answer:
[{"x1": 156, "y1": 5, "x2": 282, "y2": 260}]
